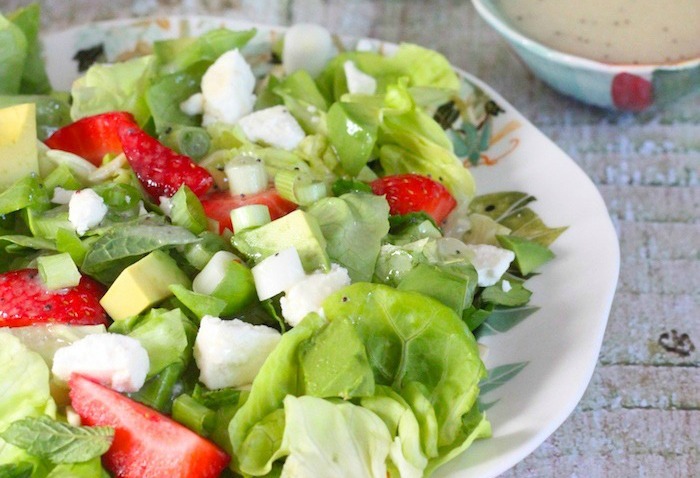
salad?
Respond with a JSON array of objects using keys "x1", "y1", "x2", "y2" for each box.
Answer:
[{"x1": 0, "y1": 5, "x2": 565, "y2": 478}]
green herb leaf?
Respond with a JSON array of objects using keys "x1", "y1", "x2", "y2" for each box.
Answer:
[
  {"x1": 0, "y1": 416, "x2": 113, "y2": 464},
  {"x1": 81, "y1": 223, "x2": 198, "y2": 281},
  {"x1": 476, "y1": 305, "x2": 539, "y2": 338},
  {"x1": 479, "y1": 362, "x2": 528, "y2": 395}
]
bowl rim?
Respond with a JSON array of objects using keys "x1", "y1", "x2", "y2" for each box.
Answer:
[{"x1": 471, "y1": 0, "x2": 700, "y2": 73}]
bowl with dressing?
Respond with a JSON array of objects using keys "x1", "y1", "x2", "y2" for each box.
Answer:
[{"x1": 472, "y1": 0, "x2": 700, "y2": 111}]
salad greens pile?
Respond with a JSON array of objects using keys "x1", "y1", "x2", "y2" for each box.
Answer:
[{"x1": 0, "y1": 4, "x2": 565, "y2": 478}]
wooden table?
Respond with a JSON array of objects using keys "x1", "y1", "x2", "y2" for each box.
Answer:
[{"x1": 7, "y1": 0, "x2": 699, "y2": 476}]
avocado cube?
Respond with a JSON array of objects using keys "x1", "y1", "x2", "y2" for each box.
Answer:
[{"x1": 100, "y1": 250, "x2": 191, "y2": 320}]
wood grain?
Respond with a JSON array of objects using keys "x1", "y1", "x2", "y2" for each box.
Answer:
[{"x1": 2, "y1": 0, "x2": 698, "y2": 476}]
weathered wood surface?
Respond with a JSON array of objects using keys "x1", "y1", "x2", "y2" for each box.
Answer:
[{"x1": 4, "y1": 0, "x2": 698, "y2": 476}]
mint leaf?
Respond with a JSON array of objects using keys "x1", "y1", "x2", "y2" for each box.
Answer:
[{"x1": 0, "y1": 416, "x2": 113, "y2": 464}]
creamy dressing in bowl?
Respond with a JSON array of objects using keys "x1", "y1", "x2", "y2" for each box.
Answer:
[{"x1": 494, "y1": 0, "x2": 700, "y2": 65}]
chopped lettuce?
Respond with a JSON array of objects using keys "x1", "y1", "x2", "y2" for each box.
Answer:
[
  {"x1": 0, "y1": 14, "x2": 28, "y2": 94},
  {"x1": 307, "y1": 192, "x2": 390, "y2": 282},
  {"x1": 0, "y1": 332, "x2": 56, "y2": 476},
  {"x1": 70, "y1": 55, "x2": 157, "y2": 126}
]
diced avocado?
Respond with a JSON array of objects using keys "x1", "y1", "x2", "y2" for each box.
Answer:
[
  {"x1": 100, "y1": 250, "x2": 191, "y2": 321},
  {"x1": 232, "y1": 209, "x2": 330, "y2": 272},
  {"x1": 0, "y1": 103, "x2": 38, "y2": 190}
]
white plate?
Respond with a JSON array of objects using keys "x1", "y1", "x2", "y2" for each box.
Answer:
[{"x1": 41, "y1": 17, "x2": 620, "y2": 478}]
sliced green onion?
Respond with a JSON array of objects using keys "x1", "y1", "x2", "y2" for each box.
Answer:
[
  {"x1": 274, "y1": 169, "x2": 328, "y2": 206},
  {"x1": 88, "y1": 153, "x2": 128, "y2": 184},
  {"x1": 37, "y1": 252, "x2": 81, "y2": 290},
  {"x1": 158, "y1": 126, "x2": 211, "y2": 160},
  {"x1": 172, "y1": 393, "x2": 215, "y2": 436},
  {"x1": 170, "y1": 185, "x2": 208, "y2": 234},
  {"x1": 230, "y1": 204, "x2": 271, "y2": 233},
  {"x1": 225, "y1": 156, "x2": 268, "y2": 195},
  {"x1": 127, "y1": 362, "x2": 184, "y2": 413},
  {"x1": 182, "y1": 232, "x2": 231, "y2": 270},
  {"x1": 44, "y1": 164, "x2": 83, "y2": 192},
  {"x1": 45, "y1": 149, "x2": 97, "y2": 182}
]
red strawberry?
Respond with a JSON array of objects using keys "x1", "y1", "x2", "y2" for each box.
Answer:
[
  {"x1": 69, "y1": 375, "x2": 230, "y2": 478},
  {"x1": 0, "y1": 269, "x2": 108, "y2": 327},
  {"x1": 44, "y1": 112, "x2": 137, "y2": 166},
  {"x1": 611, "y1": 73, "x2": 653, "y2": 111},
  {"x1": 118, "y1": 125, "x2": 214, "y2": 199},
  {"x1": 201, "y1": 188, "x2": 297, "y2": 233},
  {"x1": 370, "y1": 173, "x2": 457, "y2": 224}
]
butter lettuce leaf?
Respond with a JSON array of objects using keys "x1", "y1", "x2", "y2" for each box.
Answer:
[
  {"x1": 0, "y1": 14, "x2": 27, "y2": 94},
  {"x1": 322, "y1": 283, "x2": 486, "y2": 448},
  {"x1": 70, "y1": 55, "x2": 156, "y2": 126},
  {"x1": 307, "y1": 192, "x2": 390, "y2": 282},
  {"x1": 0, "y1": 332, "x2": 56, "y2": 476},
  {"x1": 278, "y1": 396, "x2": 392, "y2": 478}
]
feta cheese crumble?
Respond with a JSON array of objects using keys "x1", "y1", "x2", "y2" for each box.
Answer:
[
  {"x1": 52, "y1": 333, "x2": 149, "y2": 392},
  {"x1": 462, "y1": 244, "x2": 516, "y2": 287},
  {"x1": 194, "y1": 316, "x2": 281, "y2": 389},
  {"x1": 238, "y1": 106, "x2": 306, "y2": 151},
  {"x1": 200, "y1": 49, "x2": 256, "y2": 126},
  {"x1": 344, "y1": 61, "x2": 377, "y2": 95},
  {"x1": 68, "y1": 188, "x2": 108, "y2": 235},
  {"x1": 280, "y1": 263, "x2": 351, "y2": 327}
]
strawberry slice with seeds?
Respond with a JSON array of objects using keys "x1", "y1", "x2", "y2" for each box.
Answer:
[
  {"x1": 69, "y1": 375, "x2": 230, "y2": 478},
  {"x1": 118, "y1": 125, "x2": 214, "y2": 199},
  {"x1": 0, "y1": 269, "x2": 108, "y2": 327},
  {"x1": 201, "y1": 188, "x2": 297, "y2": 233},
  {"x1": 44, "y1": 112, "x2": 137, "y2": 166},
  {"x1": 370, "y1": 173, "x2": 457, "y2": 224}
]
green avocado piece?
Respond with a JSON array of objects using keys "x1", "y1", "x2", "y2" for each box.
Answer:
[
  {"x1": 231, "y1": 209, "x2": 330, "y2": 272},
  {"x1": 100, "y1": 250, "x2": 191, "y2": 321}
]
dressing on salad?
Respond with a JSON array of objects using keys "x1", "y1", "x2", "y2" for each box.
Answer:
[{"x1": 0, "y1": 5, "x2": 564, "y2": 478}]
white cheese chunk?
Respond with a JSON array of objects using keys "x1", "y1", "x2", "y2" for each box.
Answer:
[
  {"x1": 282, "y1": 24, "x2": 335, "y2": 77},
  {"x1": 194, "y1": 316, "x2": 281, "y2": 389},
  {"x1": 462, "y1": 244, "x2": 515, "y2": 287},
  {"x1": 237, "y1": 106, "x2": 306, "y2": 151},
  {"x1": 200, "y1": 49, "x2": 256, "y2": 126},
  {"x1": 68, "y1": 188, "x2": 108, "y2": 235},
  {"x1": 343, "y1": 61, "x2": 377, "y2": 95},
  {"x1": 52, "y1": 333, "x2": 149, "y2": 392},
  {"x1": 180, "y1": 92, "x2": 204, "y2": 116},
  {"x1": 251, "y1": 247, "x2": 307, "y2": 300},
  {"x1": 280, "y1": 263, "x2": 351, "y2": 327}
]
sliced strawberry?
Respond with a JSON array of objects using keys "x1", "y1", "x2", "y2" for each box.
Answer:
[
  {"x1": 118, "y1": 125, "x2": 214, "y2": 199},
  {"x1": 44, "y1": 112, "x2": 137, "y2": 166},
  {"x1": 611, "y1": 73, "x2": 653, "y2": 111},
  {"x1": 370, "y1": 173, "x2": 457, "y2": 224},
  {"x1": 0, "y1": 269, "x2": 108, "y2": 327},
  {"x1": 201, "y1": 188, "x2": 298, "y2": 233},
  {"x1": 69, "y1": 375, "x2": 230, "y2": 478}
]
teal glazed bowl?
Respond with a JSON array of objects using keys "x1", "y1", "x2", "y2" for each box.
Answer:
[{"x1": 472, "y1": 0, "x2": 700, "y2": 111}]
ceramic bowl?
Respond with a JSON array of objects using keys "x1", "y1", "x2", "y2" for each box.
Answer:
[{"x1": 472, "y1": 0, "x2": 700, "y2": 111}]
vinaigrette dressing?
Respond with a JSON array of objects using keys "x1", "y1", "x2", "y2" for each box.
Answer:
[{"x1": 494, "y1": 0, "x2": 700, "y2": 64}]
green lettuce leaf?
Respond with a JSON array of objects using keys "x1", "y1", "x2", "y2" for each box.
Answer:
[
  {"x1": 7, "y1": 4, "x2": 51, "y2": 94},
  {"x1": 307, "y1": 192, "x2": 390, "y2": 282},
  {"x1": 322, "y1": 283, "x2": 486, "y2": 448},
  {"x1": 0, "y1": 14, "x2": 27, "y2": 95},
  {"x1": 277, "y1": 395, "x2": 392, "y2": 478},
  {"x1": 70, "y1": 55, "x2": 156, "y2": 126},
  {"x1": 109, "y1": 308, "x2": 196, "y2": 377},
  {"x1": 0, "y1": 332, "x2": 56, "y2": 475}
]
